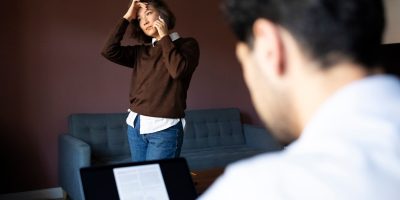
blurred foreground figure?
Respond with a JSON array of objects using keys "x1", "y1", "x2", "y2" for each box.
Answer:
[{"x1": 200, "y1": 0, "x2": 400, "y2": 199}]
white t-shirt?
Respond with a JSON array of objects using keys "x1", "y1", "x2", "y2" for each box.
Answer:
[{"x1": 126, "y1": 110, "x2": 185, "y2": 134}]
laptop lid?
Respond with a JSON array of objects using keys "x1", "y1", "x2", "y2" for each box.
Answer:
[{"x1": 80, "y1": 157, "x2": 197, "y2": 200}]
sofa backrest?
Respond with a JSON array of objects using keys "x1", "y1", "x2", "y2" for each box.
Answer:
[
  {"x1": 68, "y1": 108, "x2": 246, "y2": 156},
  {"x1": 183, "y1": 108, "x2": 245, "y2": 149},
  {"x1": 68, "y1": 113, "x2": 130, "y2": 158}
]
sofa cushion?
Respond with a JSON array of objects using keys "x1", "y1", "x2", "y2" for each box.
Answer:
[
  {"x1": 68, "y1": 113, "x2": 130, "y2": 158},
  {"x1": 183, "y1": 108, "x2": 245, "y2": 149},
  {"x1": 181, "y1": 145, "x2": 266, "y2": 170},
  {"x1": 91, "y1": 155, "x2": 132, "y2": 166}
]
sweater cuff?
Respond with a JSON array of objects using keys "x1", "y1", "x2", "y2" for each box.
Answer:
[
  {"x1": 158, "y1": 36, "x2": 174, "y2": 50},
  {"x1": 120, "y1": 18, "x2": 130, "y2": 26}
]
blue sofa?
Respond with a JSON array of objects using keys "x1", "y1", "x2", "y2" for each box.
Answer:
[
  {"x1": 181, "y1": 108, "x2": 282, "y2": 170},
  {"x1": 58, "y1": 108, "x2": 282, "y2": 200}
]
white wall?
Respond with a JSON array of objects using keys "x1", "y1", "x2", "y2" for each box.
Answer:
[{"x1": 384, "y1": 0, "x2": 400, "y2": 43}]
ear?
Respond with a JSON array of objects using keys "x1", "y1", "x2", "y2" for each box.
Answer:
[{"x1": 252, "y1": 19, "x2": 285, "y2": 78}]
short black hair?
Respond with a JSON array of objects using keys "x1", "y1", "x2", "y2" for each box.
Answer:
[
  {"x1": 130, "y1": 0, "x2": 176, "y2": 43},
  {"x1": 222, "y1": 0, "x2": 385, "y2": 68}
]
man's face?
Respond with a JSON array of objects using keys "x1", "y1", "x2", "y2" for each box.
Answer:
[
  {"x1": 236, "y1": 34, "x2": 297, "y2": 144},
  {"x1": 137, "y1": 5, "x2": 160, "y2": 38}
]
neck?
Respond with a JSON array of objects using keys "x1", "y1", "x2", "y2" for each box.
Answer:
[
  {"x1": 278, "y1": 29, "x2": 382, "y2": 137},
  {"x1": 292, "y1": 62, "x2": 376, "y2": 133}
]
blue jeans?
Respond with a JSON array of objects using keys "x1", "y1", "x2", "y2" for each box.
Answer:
[{"x1": 127, "y1": 115, "x2": 184, "y2": 162}]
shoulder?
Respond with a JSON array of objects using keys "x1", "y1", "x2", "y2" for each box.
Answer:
[
  {"x1": 176, "y1": 37, "x2": 199, "y2": 47},
  {"x1": 200, "y1": 151, "x2": 337, "y2": 199},
  {"x1": 180, "y1": 37, "x2": 198, "y2": 43},
  {"x1": 199, "y1": 153, "x2": 287, "y2": 199}
]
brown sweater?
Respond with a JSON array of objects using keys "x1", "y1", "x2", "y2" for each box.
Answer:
[{"x1": 101, "y1": 19, "x2": 200, "y2": 118}]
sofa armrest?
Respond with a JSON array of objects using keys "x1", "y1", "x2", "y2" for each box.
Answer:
[
  {"x1": 58, "y1": 134, "x2": 91, "y2": 200},
  {"x1": 243, "y1": 124, "x2": 283, "y2": 151}
]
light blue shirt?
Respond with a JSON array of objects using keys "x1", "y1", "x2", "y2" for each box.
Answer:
[{"x1": 200, "y1": 75, "x2": 400, "y2": 200}]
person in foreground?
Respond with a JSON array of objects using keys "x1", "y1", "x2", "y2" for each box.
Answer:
[
  {"x1": 102, "y1": 0, "x2": 199, "y2": 162},
  {"x1": 200, "y1": 0, "x2": 400, "y2": 199}
]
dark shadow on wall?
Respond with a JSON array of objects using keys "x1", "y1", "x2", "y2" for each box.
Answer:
[
  {"x1": 0, "y1": 0, "x2": 22, "y2": 194},
  {"x1": 0, "y1": 1, "x2": 29, "y2": 194},
  {"x1": 0, "y1": 0, "x2": 51, "y2": 194}
]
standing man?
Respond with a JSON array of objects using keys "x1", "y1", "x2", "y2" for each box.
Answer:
[
  {"x1": 102, "y1": 0, "x2": 199, "y2": 162},
  {"x1": 201, "y1": 0, "x2": 400, "y2": 199}
]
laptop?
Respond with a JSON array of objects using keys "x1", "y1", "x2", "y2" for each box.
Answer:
[{"x1": 80, "y1": 157, "x2": 197, "y2": 200}]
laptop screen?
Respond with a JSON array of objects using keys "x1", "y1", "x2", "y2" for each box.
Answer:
[{"x1": 80, "y1": 157, "x2": 197, "y2": 200}]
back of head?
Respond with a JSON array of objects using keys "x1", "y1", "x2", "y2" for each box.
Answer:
[{"x1": 222, "y1": 0, "x2": 385, "y2": 68}]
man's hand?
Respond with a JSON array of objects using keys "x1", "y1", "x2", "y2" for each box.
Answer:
[
  {"x1": 154, "y1": 16, "x2": 169, "y2": 39},
  {"x1": 123, "y1": 0, "x2": 148, "y2": 22}
]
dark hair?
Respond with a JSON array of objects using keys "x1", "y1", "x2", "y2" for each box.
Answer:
[
  {"x1": 222, "y1": 0, "x2": 385, "y2": 68},
  {"x1": 130, "y1": 0, "x2": 176, "y2": 43}
]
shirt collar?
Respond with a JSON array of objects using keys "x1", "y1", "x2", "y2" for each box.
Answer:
[
  {"x1": 152, "y1": 32, "x2": 180, "y2": 47},
  {"x1": 287, "y1": 75, "x2": 400, "y2": 152}
]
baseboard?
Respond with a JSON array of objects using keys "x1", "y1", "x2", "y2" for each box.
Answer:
[{"x1": 0, "y1": 187, "x2": 63, "y2": 200}]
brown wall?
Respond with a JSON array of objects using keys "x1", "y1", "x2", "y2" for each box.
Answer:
[{"x1": 0, "y1": 0, "x2": 260, "y2": 193}]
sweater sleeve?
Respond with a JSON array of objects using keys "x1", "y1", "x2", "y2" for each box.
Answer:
[
  {"x1": 158, "y1": 36, "x2": 200, "y2": 79},
  {"x1": 101, "y1": 18, "x2": 139, "y2": 68}
]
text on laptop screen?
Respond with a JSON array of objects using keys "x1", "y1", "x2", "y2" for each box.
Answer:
[{"x1": 113, "y1": 164, "x2": 169, "y2": 200}]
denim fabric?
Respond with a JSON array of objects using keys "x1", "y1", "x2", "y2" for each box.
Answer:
[{"x1": 127, "y1": 115, "x2": 184, "y2": 162}]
